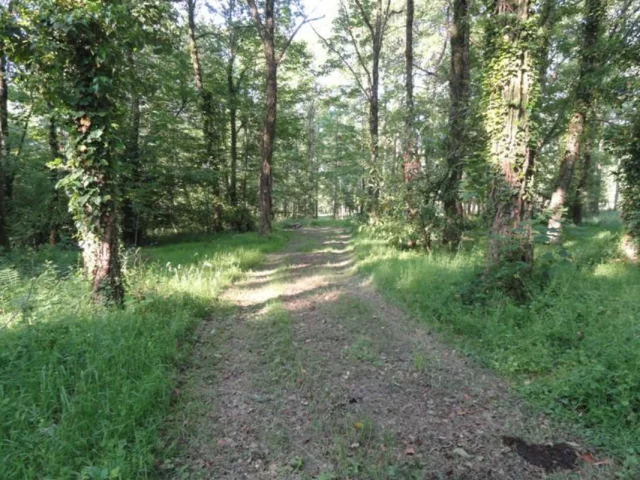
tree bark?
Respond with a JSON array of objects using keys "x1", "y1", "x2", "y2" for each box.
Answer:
[
  {"x1": 47, "y1": 113, "x2": 62, "y2": 246},
  {"x1": 0, "y1": 45, "x2": 9, "y2": 249},
  {"x1": 307, "y1": 97, "x2": 317, "y2": 216},
  {"x1": 228, "y1": 56, "x2": 239, "y2": 206},
  {"x1": 546, "y1": 0, "x2": 603, "y2": 242},
  {"x1": 442, "y1": 0, "x2": 470, "y2": 249},
  {"x1": 364, "y1": 0, "x2": 392, "y2": 216},
  {"x1": 247, "y1": 0, "x2": 309, "y2": 234},
  {"x1": 186, "y1": 0, "x2": 222, "y2": 231},
  {"x1": 571, "y1": 141, "x2": 593, "y2": 225},
  {"x1": 484, "y1": 0, "x2": 539, "y2": 295},
  {"x1": 402, "y1": 0, "x2": 416, "y2": 180},
  {"x1": 259, "y1": 53, "x2": 277, "y2": 234},
  {"x1": 402, "y1": 0, "x2": 421, "y2": 227},
  {"x1": 121, "y1": 90, "x2": 143, "y2": 246}
]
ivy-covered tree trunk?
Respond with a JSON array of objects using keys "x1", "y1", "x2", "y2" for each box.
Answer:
[
  {"x1": 483, "y1": 0, "x2": 540, "y2": 292},
  {"x1": 72, "y1": 110, "x2": 124, "y2": 305},
  {"x1": 52, "y1": 16, "x2": 125, "y2": 305},
  {"x1": 0, "y1": 45, "x2": 9, "y2": 249},
  {"x1": 442, "y1": 0, "x2": 470, "y2": 249},
  {"x1": 620, "y1": 105, "x2": 640, "y2": 262},
  {"x1": 546, "y1": 0, "x2": 603, "y2": 242}
]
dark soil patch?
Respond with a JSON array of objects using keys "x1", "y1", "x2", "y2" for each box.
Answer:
[{"x1": 503, "y1": 436, "x2": 577, "y2": 473}]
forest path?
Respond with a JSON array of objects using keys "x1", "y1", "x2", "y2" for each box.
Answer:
[{"x1": 166, "y1": 227, "x2": 605, "y2": 480}]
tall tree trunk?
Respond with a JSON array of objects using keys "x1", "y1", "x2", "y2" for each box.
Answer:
[
  {"x1": 367, "y1": 45, "x2": 380, "y2": 214},
  {"x1": 546, "y1": 0, "x2": 603, "y2": 242},
  {"x1": 402, "y1": 0, "x2": 416, "y2": 180},
  {"x1": 259, "y1": 54, "x2": 277, "y2": 234},
  {"x1": 522, "y1": 0, "x2": 555, "y2": 227},
  {"x1": 484, "y1": 0, "x2": 540, "y2": 295},
  {"x1": 47, "y1": 113, "x2": 62, "y2": 246},
  {"x1": 571, "y1": 140, "x2": 593, "y2": 225},
  {"x1": 241, "y1": 115, "x2": 249, "y2": 204},
  {"x1": 442, "y1": 0, "x2": 470, "y2": 249},
  {"x1": 228, "y1": 57, "x2": 238, "y2": 206},
  {"x1": 187, "y1": 0, "x2": 222, "y2": 231},
  {"x1": 307, "y1": 97, "x2": 317, "y2": 217},
  {"x1": 247, "y1": 0, "x2": 306, "y2": 235},
  {"x1": 402, "y1": 0, "x2": 421, "y2": 226},
  {"x1": 122, "y1": 91, "x2": 143, "y2": 246},
  {"x1": 0, "y1": 45, "x2": 9, "y2": 249}
]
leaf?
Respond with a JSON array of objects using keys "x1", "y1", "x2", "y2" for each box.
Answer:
[
  {"x1": 453, "y1": 447, "x2": 473, "y2": 458},
  {"x1": 580, "y1": 452, "x2": 595, "y2": 464}
]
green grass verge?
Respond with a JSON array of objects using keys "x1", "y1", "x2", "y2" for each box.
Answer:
[
  {"x1": 0, "y1": 231, "x2": 288, "y2": 479},
  {"x1": 353, "y1": 216, "x2": 640, "y2": 476}
]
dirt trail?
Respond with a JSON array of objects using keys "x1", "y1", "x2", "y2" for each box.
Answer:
[{"x1": 165, "y1": 227, "x2": 607, "y2": 479}]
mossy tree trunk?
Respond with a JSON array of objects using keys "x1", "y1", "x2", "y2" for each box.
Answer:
[
  {"x1": 62, "y1": 22, "x2": 124, "y2": 305},
  {"x1": 483, "y1": 0, "x2": 541, "y2": 291}
]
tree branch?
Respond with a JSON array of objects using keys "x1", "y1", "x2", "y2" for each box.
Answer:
[
  {"x1": 246, "y1": 0, "x2": 266, "y2": 43},
  {"x1": 353, "y1": 0, "x2": 374, "y2": 34},
  {"x1": 413, "y1": 62, "x2": 436, "y2": 76},
  {"x1": 312, "y1": 25, "x2": 370, "y2": 99},
  {"x1": 277, "y1": 14, "x2": 324, "y2": 64},
  {"x1": 341, "y1": 2, "x2": 372, "y2": 85}
]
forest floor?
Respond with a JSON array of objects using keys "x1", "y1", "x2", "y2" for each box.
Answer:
[{"x1": 164, "y1": 226, "x2": 613, "y2": 480}]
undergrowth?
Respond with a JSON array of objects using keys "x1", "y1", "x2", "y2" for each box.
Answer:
[
  {"x1": 354, "y1": 214, "x2": 640, "y2": 477},
  {"x1": 0, "y1": 231, "x2": 288, "y2": 479}
]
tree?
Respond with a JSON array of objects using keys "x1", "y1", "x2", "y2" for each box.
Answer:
[
  {"x1": 186, "y1": 0, "x2": 223, "y2": 231},
  {"x1": 0, "y1": 35, "x2": 8, "y2": 249},
  {"x1": 546, "y1": 0, "x2": 604, "y2": 242},
  {"x1": 24, "y1": 0, "x2": 172, "y2": 304},
  {"x1": 121, "y1": 63, "x2": 143, "y2": 246},
  {"x1": 482, "y1": 0, "x2": 540, "y2": 293},
  {"x1": 316, "y1": 0, "x2": 398, "y2": 217},
  {"x1": 402, "y1": 0, "x2": 419, "y2": 184},
  {"x1": 441, "y1": 0, "x2": 470, "y2": 249},
  {"x1": 246, "y1": 0, "x2": 316, "y2": 235}
]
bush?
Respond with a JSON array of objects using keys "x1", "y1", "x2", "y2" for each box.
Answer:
[{"x1": 223, "y1": 205, "x2": 256, "y2": 233}]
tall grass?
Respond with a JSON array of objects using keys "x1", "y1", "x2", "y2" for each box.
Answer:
[
  {"x1": 354, "y1": 216, "x2": 640, "y2": 475},
  {"x1": 0, "y1": 231, "x2": 288, "y2": 479}
]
